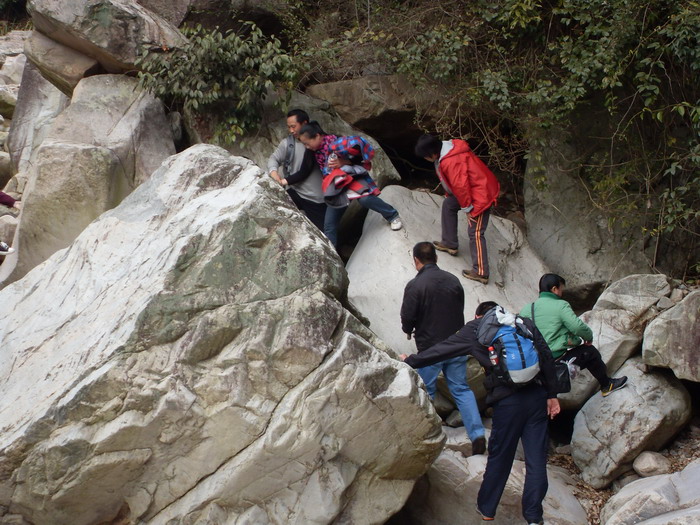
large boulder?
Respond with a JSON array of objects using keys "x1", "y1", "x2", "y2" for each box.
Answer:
[
  {"x1": 594, "y1": 273, "x2": 671, "y2": 318},
  {"x1": 400, "y1": 450, "x2": 588, "y2": 525},
  {"x1": 346, "y1": 186, "x2": 549, "y2": 358},
  {"x1": 571, "y1": 357, "x2": 691, "y2": 489},
  {"x1": 0, "y1": 74, "x2": 175, "y2": 285},
  {"x1": 6, "y1": 60, "x2": 70, "y2": 177},
  {"x1": 523, "y1": 126, "x2": 651, "y2": 284},
  {"x1": 557, "y1": 309, "x2": 640, "y2": 410},
  {"x1": 0, "y1": 144, "x2": 443, "y2": 525},
  {"x1": 27, "y1": 0, "x2": 186, "y2": 73},
  {"x1": 24, "y1": 30, "x2": 101, "y2": 96},
  {"x1": 642, "y1": 290, "x2": 700, "y2": 382},
  {"x1": 601, "y1": 459, "x2": 700, "y2": 525}
]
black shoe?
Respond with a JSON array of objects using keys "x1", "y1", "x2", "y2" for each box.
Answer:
[
  {"x1": 471, "y1": 436, "x2": 487, "y2": 455},
  {"x1": 601, "y1": 376, "x2": 628, "y2": 397}
]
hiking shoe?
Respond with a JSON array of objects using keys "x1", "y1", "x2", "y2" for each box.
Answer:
[
  {"x1": 475, "y1": 503, "x2": 494, "y2": 521},
  {"x1": 462, "y1": 270, "x2": 489, "y2": 284},
  {"x1": 601, "y1": 376, "x2": 628, "y2": 397},
  {"x1": 471, "y1": 436, "x2": 487, "y2": 456},
  {"x1": 0, "y1": 241, "x2": 14, "y2": 255},
  {"x1": 433, "y1": 241, "x2": 458, "y2": 256},
  {"x1": 390, "y1": 216, "x2": 403, "y2": 231}
]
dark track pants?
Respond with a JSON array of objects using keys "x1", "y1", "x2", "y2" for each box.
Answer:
[
  {"x1": 287, "y1": 188, "x2": 326, "y2": 232},
  {"x1": 441, "y1": 194, "x2": 491, "y2": 276},
  {"x1": 477, "y1": 385, "x2": 549, "y2": 523},
  {"x1": 558, "y1": 344, "x2": 610, "y2": 388}
]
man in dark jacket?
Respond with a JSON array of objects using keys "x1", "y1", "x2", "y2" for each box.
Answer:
[
  {"x1": 401, "y1": 301, "x2": 561, "y2": 525},
  {"x1": 401, "y1": 241, "x2": 486, "y2": 454}
]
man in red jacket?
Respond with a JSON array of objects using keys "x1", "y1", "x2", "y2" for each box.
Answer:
[{"x1": 415, "y1": 134, "x2": 500, "y2": 284}]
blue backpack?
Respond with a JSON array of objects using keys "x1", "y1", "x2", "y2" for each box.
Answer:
[{"x1": 476, "y1": 306, "x2": 540, "y2": 386}]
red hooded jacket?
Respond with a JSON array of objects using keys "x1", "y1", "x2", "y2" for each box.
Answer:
[{"x1": 437, "y1": 139, "x2": 500, "y2": 217}]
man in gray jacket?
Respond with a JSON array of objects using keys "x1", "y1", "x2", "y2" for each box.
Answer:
[{"x1": 267, "y1": 109, "x2": 326, "y2": 230}]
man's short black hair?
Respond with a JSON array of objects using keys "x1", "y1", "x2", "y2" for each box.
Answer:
[
  {"x1": 475, "y1": 301, "x2": 498, "y2": 317},
  {"x1": 414, "y1": 134, "x2": 442, "y2": 158},
  {"x1": 298, "y1": 121, "x2": 325, "y2": 139},
  {"x1": 539, "y1": 273, "x2": 566, "y2": 293},
  {"x1": 287, "y1": 109, "x2": 310, "y2": 124},
  {"x1": 412, "y1": 241, "x2": 437, "y2": 264}
]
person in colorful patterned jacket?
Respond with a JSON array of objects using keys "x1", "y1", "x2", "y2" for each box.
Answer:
[
  {"x1": 415, "y1": 134, "x2": 500, "y2": 285},
  {"x1": 298, "y1": 122, "x2": 402, "y2": 248}
]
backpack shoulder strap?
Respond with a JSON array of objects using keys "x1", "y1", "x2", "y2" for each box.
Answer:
[{"x1": 283, "y1": 135, "x2": 295, "y2": 174}]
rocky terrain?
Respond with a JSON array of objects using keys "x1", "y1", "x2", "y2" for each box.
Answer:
[{"x1": 0, "y1": 2, "x2": 697, "y2": 524}]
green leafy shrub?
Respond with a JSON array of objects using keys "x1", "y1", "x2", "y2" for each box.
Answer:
[
  {"x1": 287, "y1": 0, "x2": 700, "y2": 276},
  {"x1": 137, "y1": 22, "x2": 296, "y2": 144}
]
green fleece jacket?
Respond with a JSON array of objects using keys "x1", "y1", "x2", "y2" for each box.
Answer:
[{"x1": 520, "y1": 292, "x2": 593, "y2": 359}]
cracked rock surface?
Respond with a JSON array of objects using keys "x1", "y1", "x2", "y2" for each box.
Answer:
[{"x1": 0, "y1": 144, "x2": 443, "y2": 525}]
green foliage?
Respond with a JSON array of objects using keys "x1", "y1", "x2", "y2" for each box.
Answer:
[
  {"x1": 287, "y1": 0, "x2": 700, "y2": 273},
  {"x1": 137, "y1": 23, "x2": 296, "y2": 144}
]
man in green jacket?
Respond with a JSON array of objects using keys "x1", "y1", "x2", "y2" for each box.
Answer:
[{"x1": 520, "y1": 273, "x2": 627, "y2": 397}]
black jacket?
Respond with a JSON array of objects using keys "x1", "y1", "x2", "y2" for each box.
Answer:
[
  {"x1": 405, "y1": 317, "x2": 558, "y2": 405},
  {"x1": 400, "y1": 264, "x2": 465, "y2": 352}
]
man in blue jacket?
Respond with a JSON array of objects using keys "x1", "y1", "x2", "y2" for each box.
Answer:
[
  {"x1": 401, "y1": 241, "x2": 486, "y2": 454},
  {"x1": 401, "y1": 301, "x2": 561, "y2": 525}
]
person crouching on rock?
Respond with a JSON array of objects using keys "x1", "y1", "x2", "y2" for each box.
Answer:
[
  {"x1": 520, "y1": 273, "x2": 628, "y2": 397},
  {"x1": 298, "y1": 121, "x2": 403, "y2": 249}
]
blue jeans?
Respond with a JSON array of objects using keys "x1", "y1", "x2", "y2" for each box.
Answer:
[
  {"x1": 477, "y1": 385, "x2": 549, "y2": 523},
  {"x1": 324, "y1": 195, "x2": 399, "y2": 247},
  {"x1": 417, "y1": 355, "x2": 485, "y2": 442}
]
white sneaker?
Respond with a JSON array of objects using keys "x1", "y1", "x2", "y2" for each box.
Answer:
[
  {"x1": 390, "y1": 217, "x2": 403, "y2": 231},
  {"x1": 0, "y1": 241, "x2": 14, "y2": 255}
]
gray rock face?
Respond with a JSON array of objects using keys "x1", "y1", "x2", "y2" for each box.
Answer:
[
  {"x1": 601, "y1": 459, "x2": 700, "y2": 525},
  {"x1": 346, "y1": 186, "x2": 549, "y2": 358},
  {"x1": 24, "y1": 30, "x2": 101, "y2": 96},
  {"x1": 27, "y1": 0, "x2": 186, "y2": 73},
  {"x1": 306, "y1": 75, "x2": 418, "y2": 141},
  {"x1": 523, "y1": 125, "x2": 657, "y2": 283},
  {"x1": 136, "y1": 0, "x2": 193, "y2": 26},
  {"x1": 6, "y1": 60, "x2": 69, "y2": 177},
  {"x1": 1, "y1": 74, "x2": 174, "y2": 285},
  {"x1": 0, "y1": 53, "x2": 27, "y2": 86},
  {"x1": 402, "y1": 450, "x2": 587, "y2": 525},
  {"x1": 594, "y1": 273, "x2": 671, "y2": 317},
  {"x1": 642, "y1": 290, "x2": 700, "y2": 382},
  {"x1": 0, "y1": 145, "x2": 443, "y2": 525},
  {"x1": 571, "y1": 357, "x2": 691, "y2": 489},
  {"x1": 557, "y1": 309, "x2": 640, "y2": 410}
]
